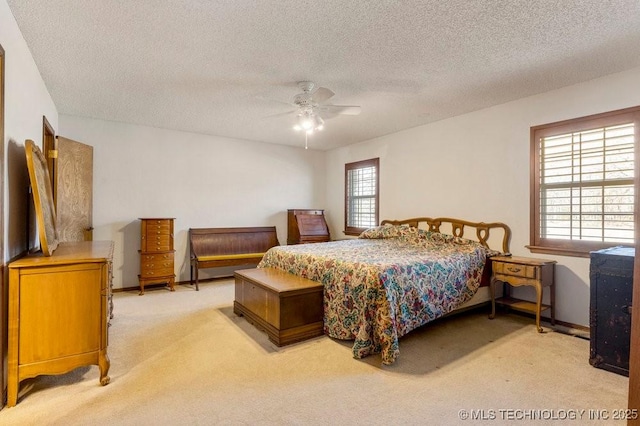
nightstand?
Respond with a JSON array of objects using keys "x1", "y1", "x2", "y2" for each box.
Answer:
[{"x1": 488, "y1": 256, "x2": 556, "y2": 332}]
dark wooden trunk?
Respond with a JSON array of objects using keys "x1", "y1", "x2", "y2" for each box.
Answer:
[{"x1": 589, "y1": 246, "x2": 634, "y2": 377}]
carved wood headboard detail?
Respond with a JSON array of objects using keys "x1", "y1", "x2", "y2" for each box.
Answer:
[{"x1": 380, "y1": 217, "x2": 511, "y2": 254}]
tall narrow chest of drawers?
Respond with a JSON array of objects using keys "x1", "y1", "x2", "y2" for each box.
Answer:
[{"x1": 139, "y1": 218, "x2": 175, "y2": 294}]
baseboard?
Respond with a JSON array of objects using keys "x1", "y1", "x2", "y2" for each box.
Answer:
[
  {"x1": 113, "y1": 276, "x2": 232, "y2": 293},
  {"x1": 495, "y1": 307, "x2": 589, "y2": 338}
]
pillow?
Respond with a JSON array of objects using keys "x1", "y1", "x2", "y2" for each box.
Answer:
[{"x1": 359, "y1": 224, "x2": 403, "y2": 239}]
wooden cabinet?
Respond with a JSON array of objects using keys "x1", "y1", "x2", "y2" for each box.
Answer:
[
  {"x1": 589, "y1": 246, "x2": 633, "y2": 376},
  {"x1": 138, "y1": 218, "x2": 175, "y2": 294},
  {"x1": 489, "y1": 256, "x2": 556, "y2": 333},
  {"x1": 7, "y1": 241, "x2": 114, "y2": 406},
  {"x1": 287, "y1": 209, "x2": 330, "y2": 244}
]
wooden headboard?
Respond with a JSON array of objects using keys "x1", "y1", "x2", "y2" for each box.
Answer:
[{"x1": 380, "y1": 217, "x2": 511, "y2": 254}]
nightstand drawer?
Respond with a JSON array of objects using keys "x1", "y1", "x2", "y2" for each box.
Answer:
[{"x1": 493, "y1": 262, "x2": 536, "y2": 279}]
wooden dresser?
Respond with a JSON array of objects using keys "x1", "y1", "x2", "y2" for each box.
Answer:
[
  {"x1": 139, "y1": 217, "x2": 175, "y2": 294},
  {"x1": 287, "y1": 209, "x2": 330, "y2": 244},
  {"x1": 7, "y1": 241, "x2": 114, "y2": 406}
]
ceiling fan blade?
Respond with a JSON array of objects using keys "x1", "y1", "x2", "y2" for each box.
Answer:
[
  {"x1": 256, "y1": 95, "x2": 293, "y2": 107},
  {"x1": 319, "y1": 105, "x2": 361, "y2": 115},
  {"x1": 263, "y1": 110, "x2": 297, "y2": 118},
  {"x1": 311, "y1": 87, "x2": 335, "y2": 103}
]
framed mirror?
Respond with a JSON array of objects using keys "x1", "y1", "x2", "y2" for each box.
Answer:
[{"x1": 25, "y1": 139, "x2": 58, "y2": 255}]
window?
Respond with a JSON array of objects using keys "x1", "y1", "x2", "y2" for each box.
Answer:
[
  {"x1": 345, "y1": 158, "x2": 379, "y2": 235},
  {"x1": 530, "y1": 107, "x2": 640, "y2": 257}
]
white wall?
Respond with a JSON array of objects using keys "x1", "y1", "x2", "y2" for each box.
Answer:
[
  {"x1": 1, "y1": 0, "x2": 58, "y2": 260},
  {"x1": 1, "y1": 0, "x2": 59, "y2": 410},
  {"x1": 59, "y1": 115, "x2": 326, "y2": 289},
  {"x1": 325, "y1": 67, "x2": 640, "y2": 327}
]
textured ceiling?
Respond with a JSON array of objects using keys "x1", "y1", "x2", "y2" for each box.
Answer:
[{"x1": 7, "y1": 0, "x2": 640, "y2": 150}]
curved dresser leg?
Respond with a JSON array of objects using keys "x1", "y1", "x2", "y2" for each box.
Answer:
[
  {"x1": 7, "y1": 376, "x2": 18, "y2": 407},
  {"x1": 99, "y1": 350, "x2": 111, "y2": 386}
]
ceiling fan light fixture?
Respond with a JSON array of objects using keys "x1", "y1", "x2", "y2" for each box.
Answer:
[
  {"x1": 294, "y1": 111, "x2": 324, "y2": 133},
  {"x1": 302, "y1": 118, "x2": 314, "y2": 130},
  {"x1": 271, "y1": 81, "x2": 361, "y2": 145}
]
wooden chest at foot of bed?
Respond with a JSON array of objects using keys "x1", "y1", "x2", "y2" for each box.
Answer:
[{"x1": 234, "y1": 268, "x2": 324, "y2": 346}]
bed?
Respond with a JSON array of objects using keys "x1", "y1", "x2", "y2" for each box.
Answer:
[{"x1": 257, "y1": 217, "x2": 511, "y2": 365}]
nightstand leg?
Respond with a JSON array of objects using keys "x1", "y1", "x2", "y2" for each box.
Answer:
[
  {"x1": 535, "y1": 282, "x2": 543, "y2": 333},
  {"x1": 489, "y1": 278, "x2": 497, "y2": 319},
  {"x1": 550, "y1": 281, "x2": 556, "y2": 326}
]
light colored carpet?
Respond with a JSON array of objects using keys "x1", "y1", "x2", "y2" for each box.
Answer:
[{"x1": 0, "y1": 279, "x2": 629, "y2": 425}]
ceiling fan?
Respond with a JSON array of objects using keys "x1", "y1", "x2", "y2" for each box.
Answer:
[{"x1": 265, "y1": 81, "x2": 361, "y2": 134}]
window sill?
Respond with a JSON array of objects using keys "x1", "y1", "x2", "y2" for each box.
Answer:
[
  {"x1": 526, "y1": 245, "x2": 634, "y2": 258},
  {"x1": 344, "y1": 228, "x2": 367, "y2": 237}
]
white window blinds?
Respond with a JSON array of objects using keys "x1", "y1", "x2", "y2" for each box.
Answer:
[
  {"x1": 345, "y1": 158, "x2": 379, "y2": 234},
  {"x1": 539, "y1": 123, "x2": 635, "y2": 244},
  {"x1": 347, "y1": 166, "x2": 377, "y2": 228}
]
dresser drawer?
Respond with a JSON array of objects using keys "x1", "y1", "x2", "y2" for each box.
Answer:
[
  {"x1": 140, "y1": 264, "x2": 174, "y2": 276},
  {"x1": 141, "y1": 256, "x2": 174, "y2": 271},
  {"x1": 141, "y1": 252, "x2": 174, "y2": 263},
  {"x1": 145, "y1": 219, "x2": 172, "y2": 227},
  {"x1": 142, "y1": 235, "x2": 173, "y2": 251},
  {"x1": 144, "y1": 224, "x2": 172, "y2": 235},
  {"x1": 493, "y1": 261, "x2": 537, "y2": 279}
]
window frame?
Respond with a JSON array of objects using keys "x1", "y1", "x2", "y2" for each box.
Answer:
[
  {"x1": 529, "y1": 106, "x2": 640, "y2": 257},
  {"x1": 344, "y1": 158, "x2": 379, "y2": 236}
]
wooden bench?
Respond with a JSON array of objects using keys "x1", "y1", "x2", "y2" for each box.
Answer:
[
  {"x1": 234, "y1": 268, "x2": 324, "y2": 346},
  {"x1": 189, "y1": 227, "x2": 279, "y2": 291}
]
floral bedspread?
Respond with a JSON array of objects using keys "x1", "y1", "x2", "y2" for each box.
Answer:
[{"x1": 257, "y1": 224, "x2": 493, "y2": 365}]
